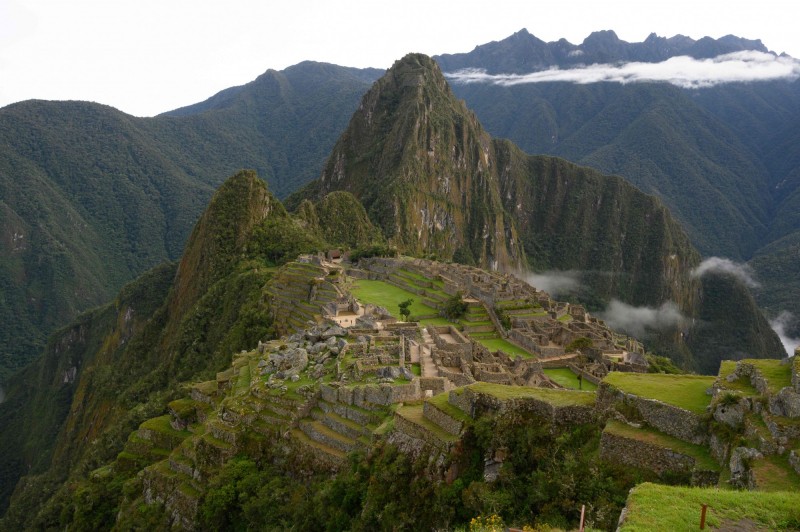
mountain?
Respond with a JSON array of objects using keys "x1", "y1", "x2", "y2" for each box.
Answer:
[
  {"x1": 289, "y1": 53, "x2": 784, "y2": 371},
  {"x1": 0, "y1": 170, "x2": 372, "y2": 521},
  {"x1": 0, "y1": 169, "x2": 790, "y2": 528},
  {"x1": 435, "y1": 28, "x2": 771, "y2": 74},
  {"x1": 0, "y1": 62, "x2": 381, "y2": 380},
  {"x1": 432, "y1": 29, "x2": 800, "y2": 337}
]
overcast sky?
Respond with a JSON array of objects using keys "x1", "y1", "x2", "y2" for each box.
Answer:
[{"x1": 1, "y1": 0, "x2": 798, "y2": 116}]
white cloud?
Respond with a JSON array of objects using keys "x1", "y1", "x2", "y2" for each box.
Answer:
[
  {"x1": 525, "y1": 270, "x2": 581, "y2": 298},
  {"x1": 770, "y1": 311, "x2": 799, "y2": 357},
  {"x1": 690, "y1": 257, "x2": 759, "y2": 288},
  {"x1": 445, "y1": 51, "x2": 800, "y2": 88},
  {"x1": 599, "y1": 299, "x2": 685, "y2": 339}
]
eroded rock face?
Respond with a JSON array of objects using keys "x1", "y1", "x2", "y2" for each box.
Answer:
[
  {"x1": 770, "y1": 388, "x2": 800, "y2": 418},
  {"x1": 729, "y1": 447, "x2": 763, "y2": 489},
  {"x1": 263, "y1": 347, "x2": 309, "y2": 379},
  {"x1": 376, "y1": 366, "x2": 414, "y2": 381},
  {"x1": 713, "y1": 401, "x2": 745, "y2": 428}
]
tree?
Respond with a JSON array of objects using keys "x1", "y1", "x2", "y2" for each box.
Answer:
[
  {"x1": 398, "y1": 299, "x2": 414, "y2": 321},
  {"x1": 442, "y1": 293, "x2": 468, "y2": 321},
  {"x1": 566, "y1": 337, "x2": 592, "y2": 353}
]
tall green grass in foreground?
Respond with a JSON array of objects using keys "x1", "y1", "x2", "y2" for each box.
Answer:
[{"x1": 620, "y1": 482, "x2": 800, "y2": 531}]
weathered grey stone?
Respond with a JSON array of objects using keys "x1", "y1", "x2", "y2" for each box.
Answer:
[
  {"x1": 713, "y1": 401, "x2": 745, "y2": 427},
  {"x1": 322, "y1": 325, "x2": 347, "y2": 339},
  {"x1": 770, "y1": 388, "x2": 800, "y2": 418},
  {"x1": 709, "y1": 432, "x2": 729, "y2": 464},
  {"x1": 729, "y1": 446, "x2": 762, "y2": 489}
]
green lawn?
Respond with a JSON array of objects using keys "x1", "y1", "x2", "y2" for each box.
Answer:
[
  {"x1": 619, "y1": 482, "x2": 800, "y2": 531},
  {"x1": 603, "y1": 372, "x2": 715, "y2": 414},
  {"x1": 747, "y1": 359, "x2": 793, "y2": 394},
  {"x1": 472, "y1": 336, "x2": 533, "y2": 358},
  {"x1": 351, "y1": 280, "x2": 439, "y2": 320},
  {"x1": 468, "y1": 382, "x2": 596, "y2": 407},
  {"x1": 751, "y1": 454, "x2": 800, "y2": 492},
  {"x1": 544, "y1": 368, "x2": 598, "y2": 391},
  {"x1": 717, "y1": 361, "x2": 760, "y2": 397}
]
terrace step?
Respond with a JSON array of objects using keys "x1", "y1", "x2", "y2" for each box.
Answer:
[
  {"x1": 311, "y1": 408, "x2": 373, "y2": 440},
  {"x1": 291, "y1": 428, "x2": 347, "y2": 461},
  {"x1": 299, "y1": 419, "x2": 362, "y2": 454}
]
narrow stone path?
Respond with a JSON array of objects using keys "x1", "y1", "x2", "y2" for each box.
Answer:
[{"x1": 420, "y1": 327, "x2": 437, "y2": 378}]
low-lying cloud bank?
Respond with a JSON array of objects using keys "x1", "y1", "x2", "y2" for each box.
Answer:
[
  {"x1": 690, "y1": 257, "x2": 759, "y2": 288},
  {"x1": 770, "y1": 311, "x2": 800, "y2": 357},
  {"x1": 525, "y1": 271, "x2": 581, "y2": 298},
  {"x1": 445, "y1": 51, "x2": 800, "y2": 89},
  {"x1": 598, "y1": 299, "x2": 685, "y2": 339}
]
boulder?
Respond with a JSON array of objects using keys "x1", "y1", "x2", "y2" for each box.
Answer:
[{"x1": 729, "y1": 447, "x2": 762, "y2": 489}]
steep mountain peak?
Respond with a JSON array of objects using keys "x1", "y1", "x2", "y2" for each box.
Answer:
[
  {"x1": 582, "y1": 29, "x2": 622, "y2": 46},
  {"x1": 292, "y1": 52, "x2": 524, "y2": 270},
  {"x1": 170, "y1": 170, "x2": 284, "y2": 317}
]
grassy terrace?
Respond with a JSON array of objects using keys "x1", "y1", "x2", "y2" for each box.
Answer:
[
  {"x1": 747, "y1": 359, "x2": 793, "y2": 394},
  {"x1": 427, "y1": 392, "x2": 472, "y2": 424},
  {"x1": 717, "y1": 361, "x2": 760, "y2": 397},
  {"x1": 752, "y1": 454, "x2": 800, "y2": 492},
  {"x1": 396, "y1": 403, "x2": 460, "y2": 443},
  {"x1": 605, "y1": 420, "x2": 719, "y2": 471},
  {"x1": 351, "y1": 279, "x2": 443, "y2": 322},
  {"x1": 468, "y1": 382, "x2": 596, "y2": 407},
  {"x1": 471, "y1": 336, "x2": 533, "y2": 358},
  {"x1": 603, "y1": 372, "x2": 715, "y2": 414},
  {"x1": 544, "y1": 368, "x2": 598, "y2": 391},
  {"x1": 619, "y1": 482, "x2": 800, "y2": 531}
]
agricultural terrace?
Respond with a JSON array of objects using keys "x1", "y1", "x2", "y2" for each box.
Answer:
[
  {"x1": 603, "y1": 373, "x2": 715, "y2": 414},
  {"x1": 544, "y1": 368, "x2": 598, "y2": 391}
]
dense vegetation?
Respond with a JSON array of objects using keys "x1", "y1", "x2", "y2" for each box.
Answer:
[
  {"x1": 0, "y1": 171, "x2": 384, "y2": 523},
  {"x1": 0, "y1": 62, "x2": 380, "y2": 378}
]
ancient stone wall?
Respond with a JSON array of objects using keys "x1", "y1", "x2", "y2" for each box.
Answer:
[
  {"x1": 597, "y1": 383, "x2": 708, "y2": 445},
  {"x1": 599, "y1": 431, "x2": 718, "y2": 486},
  {"x1": 422, "y1": 402, "x2": 464, "y2": 435}
]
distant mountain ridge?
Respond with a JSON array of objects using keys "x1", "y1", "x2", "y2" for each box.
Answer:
[
  {"x1": 0, "y1": 62, "x2": 380, "y2": 378},
  {"x1": 434, "y1": 30, "x2": 800, "y2": 338},
  {"x1": 435, "y1": 28, "x2": 773, "y2": 74}
]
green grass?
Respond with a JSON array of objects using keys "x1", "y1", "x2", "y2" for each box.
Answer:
[
  {"x1": 544, "y1": 368, "x2": 598, "y2": 391},
  {"x1": 396, "y1": 404, "x2": 460, "y2": 443},
  {"x1": 410, "y1": 363, "x2": 421, "y2": 376},
  {"x1": 605, "y1": 420, "x2": 719, "y2": 471},
  {"x1": 716, "y1": 361, "x2": 760, "y2": 397},
  {"x1": 603, "y1": 372, "x2": 715, "y2": 414},
  {"x1": 751, "y1": 454, "x2": 800, "y2": 492},
  {"x1": 747, "y1": 359, "x2": 793, "y2": 394},
  {"x1": 351, "y1": 279, "x2": 438, "y2": 319},
  {"x1": 619, "y1": 482, "x2": 800, "y2": 531},
  {"x1": 427, "y1": 392, "x2": 472, "y2": 424},
  {"x1": 471, "y1": 336, "x2": 533, "y2": 358},
  {"x1": 468, "y1": 382, "x2": 596, "y2": 407},
  {"x1": 140, "y1": 415, "x2": 190, "y2": 437}
]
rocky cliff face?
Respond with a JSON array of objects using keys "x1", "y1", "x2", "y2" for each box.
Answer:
[
  {"x1": 294, "y1": 54, "x2": 525, "y2": 270},
  {"x1": 292, "y1": 53, "x2": 784, "y2": 369}
]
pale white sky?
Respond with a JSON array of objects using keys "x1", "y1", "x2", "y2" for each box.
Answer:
[{"x1": 1, "y1": 0, "x2": 797, "y2": 116}]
